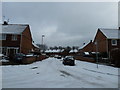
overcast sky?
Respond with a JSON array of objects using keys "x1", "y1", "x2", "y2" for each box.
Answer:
[{"x1": 2, "y1": 2, "x2": 118, "y2": 47}]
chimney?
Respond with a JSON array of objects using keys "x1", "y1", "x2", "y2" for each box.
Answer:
[
  {"x1": 90, "y1": 40, "x2": 92, "y2": 43},
  {"x1": 3, "y1": 21, "x2": 8, "y2": 25},
  {"x1": 83, "y1": 43, "x2": 85, "y2": 45}
]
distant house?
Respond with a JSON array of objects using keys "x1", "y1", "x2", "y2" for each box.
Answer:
[
  {"x1": 0, "y1": 21, "x2": 34, "y2": 56},
  {"x1": 79, "y1": 40, "x2": 94, "y2": 52},
  {"x1": 79, "y1": 27, "x2": 120, "y2": 58},
  {"x1": 45, "y1": 49, "x2": 62, "y2": 56},
  {"x1": 69, "y1": 49, "x2": 78, "y2": 56}
]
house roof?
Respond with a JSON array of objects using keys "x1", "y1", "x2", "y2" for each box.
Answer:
[
  {"x1": 78, "y1": 42, "x2": 90, "y2": 50},
  {"x1": 1, "y1": 24, "x2": 28, "y2": 34},
  {"x1": 45, "y1": 49, "x2": 64, "y2": 53},
  {"x1": 69, "y1": 49, "x2": 78, "y2": 53},
  {"x1": 99, "y1": 28, "x2": 120, "y2": 39},
  {"x1": 32, "y1": 43, "x2": 39, "y2": 49}
]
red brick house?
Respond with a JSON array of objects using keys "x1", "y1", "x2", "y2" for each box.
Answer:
[
  {"x1": 79, "y1": 40, "x2": 94, "y2": 52},
  {"x1": 80, "y1": 28, "x2": 120, "y2": 58},
  {"x1": 0, "y1": 22, "x2": 34, "y2": 56},
  {"x1": 93, "y1": 28, "x2": 120, "y2": 58}
]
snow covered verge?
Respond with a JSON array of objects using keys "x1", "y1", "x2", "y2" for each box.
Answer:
[{"x1": 1, "y1": 58, "x2": 119, "y2": 88}]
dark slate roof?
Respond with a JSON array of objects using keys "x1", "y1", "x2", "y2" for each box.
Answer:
[
  {"x1": 1, "y1": 24, "x2": 28, "y2": 34},
  {"x1": 99, "y1": 28, "x2": 120, "y2": 39}
]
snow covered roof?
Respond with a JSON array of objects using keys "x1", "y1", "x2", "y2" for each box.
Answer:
[
  {"x1": 45, "y1": 50, "x2": 52, "y2": 53},
  {"x1": 52, "y1": 50, "x2": 60, "y2": 52},
  {"x1": 99, "y1": 28, "x2": 120, "y2": 39},
  {"x1": 45, "y1": 49, "x2": 64, "y2": 53},
  {"x1": 1, "y1": 24, "x2": 28, "y2": 34},
  {"x1": 69, "y1": 49, "x2": 78, "y2": 53},
  {"x1": 84, "y1": 52, "x2": 90, "y2": 55},
  {"x1": 79, "y1": 44, "x2": 87, "y2": 50},
  {"x1": 32, "y1": 43, "x2": 39, "y2": 48},
  {"x1": 79, "y1": 42, "x2": 90, "y2": 50}
]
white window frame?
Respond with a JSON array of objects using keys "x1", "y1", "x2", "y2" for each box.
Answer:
[
  {"x1": 111, "y1": 39, "x2": 117, "y2": 46},
  {"x1": 6, "y1": 47, "x2": 19, "y2": 55},
  {"x1": 0, "y1": 34, "x2": 2, "y2": 40},
  {"x1": 2, "y1": 34, "x2": 6, "y2": 40},
  {"x1": 12, "y1": 35, "x2": 17, "y2": 41}
]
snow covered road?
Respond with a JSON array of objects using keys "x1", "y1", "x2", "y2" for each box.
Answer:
[{"x1": 2, "y1": 58, "x2": 119, "y2": 88}]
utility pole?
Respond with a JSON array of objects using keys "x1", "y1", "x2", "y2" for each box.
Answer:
[
  {"x1": 106, "y1": 39, "x2": 109, "y2": 64},
  {"x1": 95, "y1": 40, "x2": 99, "y2": 68}
]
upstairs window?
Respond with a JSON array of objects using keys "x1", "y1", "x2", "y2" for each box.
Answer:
[
  {"x1": 0, "y1": 34, "x2": 6, "y2": 40},
  {"x1": 12, "y1": 35, "x2": 17, "y2": 41},
  {"x1": 0, "y1": 35, "x2": 2, "y2": 40},
  {"x1": 111, "y1": 39, "x2": 117, "y2": 46}
]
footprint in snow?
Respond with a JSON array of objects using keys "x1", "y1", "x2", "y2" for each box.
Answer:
[{"x1": 31, "y1": 66, "x2": 38, "y2": 69}]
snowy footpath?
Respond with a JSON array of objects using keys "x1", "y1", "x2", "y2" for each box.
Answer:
[{"x1": 2, "y1": 58, "x2": 119, "y2": 88}]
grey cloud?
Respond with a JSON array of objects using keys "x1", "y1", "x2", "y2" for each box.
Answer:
[{"x1": 2, "y1": 2, "x2": 118, "y2": 47}]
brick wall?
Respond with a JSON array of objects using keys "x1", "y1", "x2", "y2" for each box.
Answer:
[
  {"x1": 108, "y1": 39, "x2": 120, "y2": 52},
  {"x1": 93, "y1": 30, "x2": 108, "y2": 52},
  {"x1": 21, "y1": 25, "x2": 33, "y2": 54},
  {"x1": 82, "y1": 41, "x2": 94, "y2": 52},
  {"x1": 2, "y1": 34, "x2": 21, "y2": 47}
]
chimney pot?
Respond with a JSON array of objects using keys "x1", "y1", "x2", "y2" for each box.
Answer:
[
  {"x1": 83, "y1": 43, "x2": 85, "y2": 45},
  {"x1": 3, "y1": 21, "x2": 8, "y2": 25},
  {"x1": 90, "y1": 40, "x2": 92, "y2": 43}
]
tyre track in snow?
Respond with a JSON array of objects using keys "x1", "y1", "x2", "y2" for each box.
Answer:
[
  {"x1": 50, "y1": 58, "x2": 106, "y2": 87},
  {"x1": 59, "y1": 70, "x2": 105, "y2": 87},
  {"x1": 83, "y1": 68, "x2": 119, "y2": 77}
]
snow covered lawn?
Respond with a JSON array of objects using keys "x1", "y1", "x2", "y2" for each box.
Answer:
[{"x1": 2, "y1": 58, "x2": 119, "y2": 88}]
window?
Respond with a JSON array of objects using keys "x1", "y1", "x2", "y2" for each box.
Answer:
[
  {"x1": 12, "y1": 35, "x2": 17, "y2": 41},
  {"x1": 0, "y1": 34, "x2": 2, "y2": 40},
  {"x1": 0, "y1": 34, "x2": 6, "y2": 40},
  {"x1": 2, "y1": 47, "x2": 7, "y2": 55},
  {"x1": 111, "y1": 39, "x2": 117, "y2": 46}
]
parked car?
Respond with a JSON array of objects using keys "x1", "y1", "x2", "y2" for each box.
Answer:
[
  {"x1": 57, "y1": 56, "x2": 62, "y2": 59},
  {"x1": 83, "y1": 52, "x2": 90, "y2": 57},
  {"x1": 54, "y1": 55, "x2": 59, "y2": 58},
  {"x1": 26, "y1": 54, "x2": 35, "y2": 57},
  {"x1": 54, "y1": 55, "x2": 61, "y2": 59},
  {"x1": 13, "y1": 53, "x2": 26, "y2": 63},
  {"x1": 0, "y1": 54, "x2": 4, "y2": 60},
  {"x1": 63, "y1": 56, "x2": 75, "y2": 66}
]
